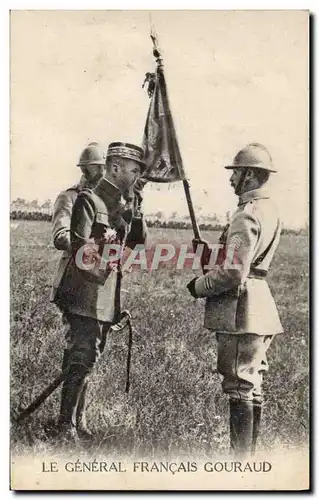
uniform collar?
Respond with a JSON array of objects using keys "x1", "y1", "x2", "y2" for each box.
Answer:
[
  {"x1": 94, "y1": 177, "x2": 121, "y2": 204},
  {"x1": 69, "y1": 175, "x2": 87, "y2": 191},
  {"x1": 238, "y1": 187, "x2": 270, "y2": 206},
  {"x1": 72, "y1": 175, "x2": 98, "y2": 191}
]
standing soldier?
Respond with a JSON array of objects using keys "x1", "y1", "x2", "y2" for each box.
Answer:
[
  {"x1": 187, "y1": 143, "x2": 283, "y2": 457},
  {"x1": 52, "y1": 142, "x2": 106, "y2": 255},
  {"x1": 51, "y1": 141, "x2": 106, "y2": 439},
  {"x1": 52, "y1": 142, "x2": 147, "y2": 442}
]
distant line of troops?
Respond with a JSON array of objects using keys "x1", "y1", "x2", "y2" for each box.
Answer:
[
  {"x1": 51, "y1": 140, "x2": 283, "y2": 457},
  {"x1": 11, "y1": 210, "x2": 52, "y2": 221}
]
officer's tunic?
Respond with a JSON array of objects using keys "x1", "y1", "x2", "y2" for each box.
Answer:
[
  {"x1": 195, "y1": 187, "x2": 283, "y2": 335},
  {"x1": 194, "y1": 187, "x2": 283, "y2": 402},
  {"x1": 52, "y1": 178, "x2": 147, "y2": 324}
]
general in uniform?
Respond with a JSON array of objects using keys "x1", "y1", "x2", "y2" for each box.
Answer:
[
  {"x1": 187, "y1": 143, "x2": 283, "y2": 456},
  {"x1": 51, "y1": 142, "x2": 147, "y2": 441}
]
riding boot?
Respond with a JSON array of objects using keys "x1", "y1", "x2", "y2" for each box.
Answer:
[
  {"x1": 58, "y1": 349, "x2": 71, "y2": 426},
  {"x1": 58, "y1": 358, "x2": 88, "y2": 442},
  {"x1": 229, "y1": 399, "x2": 254, "y2": 458},
  {"x1": 61, "y1": 348, "x2": 70, "y2": 372},
  {"x1": 251, "y1": 401, "x2": 262, "y2": 455},
  {"x1": 76, "y1": 379, "x2": 93, "y2": 439}
]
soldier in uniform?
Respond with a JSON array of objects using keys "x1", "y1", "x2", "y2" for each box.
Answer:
[
  {"x1": 51, "y1": 142, "x2": 147, "y2": 441},
  {"x1": 187, "y1": 143, "x2": 283, "y2": 457},
  {"x1": 51, "y1": 142, "x2": 106, "y2": 439},
  {"x1": 52, "y1": 142, "x2": 106, "y2": 255}
]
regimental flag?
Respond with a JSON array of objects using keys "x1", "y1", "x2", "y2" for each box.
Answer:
[{"x1": 142, "y1": 56, "x2": 186, "y2": 183}]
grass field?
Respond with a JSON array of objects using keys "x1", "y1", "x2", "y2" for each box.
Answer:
[{"x1": 10, "y1": 221, "x2": 309, "y2": 458}]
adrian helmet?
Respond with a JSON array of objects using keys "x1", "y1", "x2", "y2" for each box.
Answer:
[
  {"x1": 225, "y1": 143, "x2": 277, "y2": 173},
  {"x1": 77, "y1": 142, "x2": 106, "y2": 167}
]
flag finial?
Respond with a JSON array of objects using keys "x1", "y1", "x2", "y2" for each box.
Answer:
[{"x1": 148, "y1": 14, "x2": 163, "y2": 69}]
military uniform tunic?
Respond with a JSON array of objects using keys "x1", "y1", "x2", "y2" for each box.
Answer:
[
  {"x1": 195, "y1": 187, "x2": 283, "y2": 335},
  {"x1": 52, "y1": 178, "x2": 147, "y2": 323},
  {"x1": 194, "y1": 187, "x2": 283, "y2": 402}
]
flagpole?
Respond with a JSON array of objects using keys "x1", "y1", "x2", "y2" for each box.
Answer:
[
  {"x1": 149, "y1": 29, "x2": 201, "y2": 241},
  {"x1": 182, "y1": 179, "x2": 201, "y2": 240}
]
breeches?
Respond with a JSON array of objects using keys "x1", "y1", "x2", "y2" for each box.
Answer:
[
  {"x1": 216, "y1": 333, "x2": 273, "y2": 403},
  {"x1": 62, "y1": 313, "x2": 111, "y2": 374}
]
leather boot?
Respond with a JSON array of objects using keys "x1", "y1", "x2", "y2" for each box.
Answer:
[
  {"x1": 76, "y1": 379, "x2": 93, "y2": 440},
  {"x1": 251, "y1": 402, "x2": 262, "y2": 455},
  {"x1": 58, "y1": 357, "x2": 88, "y2": 443},
  {"x1": 229, "y1": 399, "x2": 254, "y2": 458},
  {"x1": 58, "y1": 349, "x2": 71, "y2": 427},
  {"x1": 61, "y1": 348, "x2": 70, "y2": 372}
]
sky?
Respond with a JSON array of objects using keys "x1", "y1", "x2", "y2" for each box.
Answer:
[{"x1": 10, "y1": 10, "x2": 308, "y2": 228}]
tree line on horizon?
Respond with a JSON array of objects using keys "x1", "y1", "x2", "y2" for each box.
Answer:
[{"x1": 10, "y1": 198, "x2": 307, "y2": 234}]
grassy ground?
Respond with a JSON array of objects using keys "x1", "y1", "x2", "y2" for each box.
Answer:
[{"x1": 10, "y1": 221, "x2": 309, "y2": 458}]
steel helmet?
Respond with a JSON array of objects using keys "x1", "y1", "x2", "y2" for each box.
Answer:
[
  {"x1": 77, "y1": 142, "x2": 106, "y2": 167},
  {"x1": 225, "y1": 143, "x2": 277, "y2": 173}
]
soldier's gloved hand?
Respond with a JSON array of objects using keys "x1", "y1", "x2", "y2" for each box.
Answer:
[
  {"x1": 192, "y1": 238, "x2": 212, "y2": 269},
  {"x1": 186, "y1": 277, "x2": 199, "y2": 299}
]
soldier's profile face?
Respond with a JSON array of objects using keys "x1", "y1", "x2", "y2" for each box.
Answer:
[
  {"x1": 229, "y1": 168, "x2": 243, "y2": 191},
  {"x1": 80, "y1": 164, "x2": 104, "y2": 182}
]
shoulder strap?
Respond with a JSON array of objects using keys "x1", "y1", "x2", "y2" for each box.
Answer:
[{"x1": 252, "y1": 218, "x2": 281, "y2": 268}]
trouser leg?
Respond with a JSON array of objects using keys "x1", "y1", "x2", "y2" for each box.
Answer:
[{"x1": 216, "y1": 333, "x2": 273, "y2": 456}]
